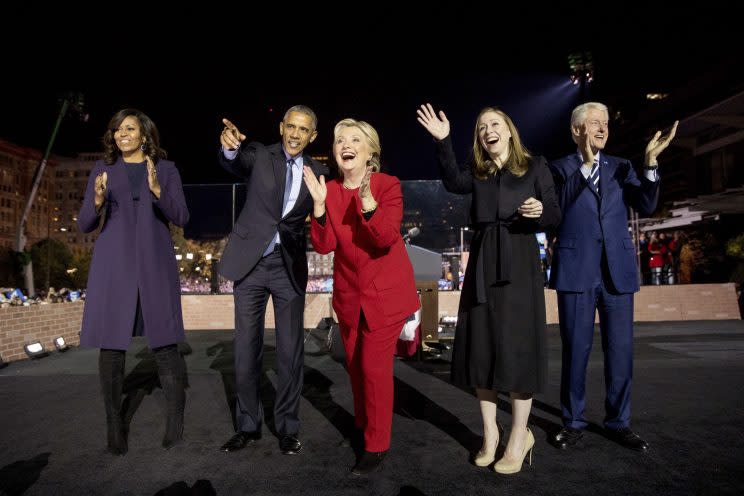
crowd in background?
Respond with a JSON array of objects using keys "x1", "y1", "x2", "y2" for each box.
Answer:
[{"x1": 639, "y1": 230, "x2": 686, "y2": 285}]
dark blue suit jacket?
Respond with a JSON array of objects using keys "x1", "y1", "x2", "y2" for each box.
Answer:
[
  {"x1": 217, "y1": 142, "x2": 328, "y2": 293},
  {"x1": 548, "y1": 153, "x2": 659, "y2": 294}
]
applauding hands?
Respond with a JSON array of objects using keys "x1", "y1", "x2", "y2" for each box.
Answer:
[
  {"x1": 645, "y1": 121, "x2": 679, "y2": 167},
  {"x1": 303, "y1": 166, "x2": 327, "y2": 218},
  {"x1": 94, "y1": 172, "x2": 108, "y2": 210},
  {"x1": 146, "y1": 156, "x2": 161, "y2": 199}
]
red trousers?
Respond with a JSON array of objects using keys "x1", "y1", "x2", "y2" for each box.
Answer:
[{"x1": 340, "y1": 312, "x2": 405, "y2": 452}]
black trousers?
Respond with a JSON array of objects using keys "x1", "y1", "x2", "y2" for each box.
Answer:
[{"x1": 232, "y1": 250, "x2": 305, "y2": 435}]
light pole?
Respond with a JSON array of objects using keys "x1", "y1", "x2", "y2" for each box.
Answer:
[
  {"x1": 14, "y1": 92, "x2": 86, "y2": 297},
  {"x1": 460, "y1": 226, "x2": 469, "y2": 255},
  {"x1": 45, "y1": 206, "x2": 51, "y2": 291}
]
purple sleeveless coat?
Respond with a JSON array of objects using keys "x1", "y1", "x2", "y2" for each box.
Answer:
[{"x1": 78, "y1": 158, "x2": 189, "y2": 350}]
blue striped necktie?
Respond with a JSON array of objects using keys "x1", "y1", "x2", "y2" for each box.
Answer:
[
  {"x1": 588, "y1": 159, "x2": 600, "y2": 195},
  {"x1": 283, "y1": 158, "x2": 295, "y2": 212}
]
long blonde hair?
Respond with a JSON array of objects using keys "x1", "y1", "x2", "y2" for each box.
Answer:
[
  {"x1": 471, "y1": 107, "x2": 531, "y2": 179},
  {"x1": 333, "y1": 118, "x2": 382, "y2": 173}
]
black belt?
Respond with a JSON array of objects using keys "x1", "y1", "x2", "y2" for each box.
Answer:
[
  {"x1": 264, "y1": 243, "x2": 282, "y2": 257},
  {"x1": 474, "y1": 220, "x2": 513, "y2": 304}
]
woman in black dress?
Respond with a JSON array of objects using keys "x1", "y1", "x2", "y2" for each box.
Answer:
[{"x1": 417, "y1": 103, "x2": 560, "y2": 474}]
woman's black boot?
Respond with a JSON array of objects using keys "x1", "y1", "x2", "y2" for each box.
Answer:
[
  {"x1": 99, "y1": 349, "x2": 127, "y2": 456},
  {"x1": 154, "y1": 345, "x2": 185, "y2": 449}
]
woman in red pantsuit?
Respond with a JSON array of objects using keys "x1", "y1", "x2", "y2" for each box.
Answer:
[{"x1": 303, "y1": 118, "x2": 419, "y2": 475}]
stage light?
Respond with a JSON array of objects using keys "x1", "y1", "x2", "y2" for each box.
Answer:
[
  {"x1": 567, "y1": 51, "x2": 594, "y2": 86},
  {"x1": 186, "y1": 253, "x2": 194, "y2": 260},
  {"x1": 646, "y1": 93, "x2": 668, "y2": 100},
  {"x1": 24, "y1": 341, "x2": 49, "y2": 359},
  {"x1": 175, "y1": 254, "x2": 183, "y2": 260},
  {"x1": 54, "y1": 336, "x2": 69, "y2": 352}
]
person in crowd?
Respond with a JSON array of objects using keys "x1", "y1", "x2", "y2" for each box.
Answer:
[
  {"x1": 303, "y1": 118, "x2": 419, "y2": 475},
  {"x1": 216, "y1": 106, "x2": 328, "y2": 455},
  {"x1": 658, "y1": 232, "x2": 673, "y2": 284},
  {"x1": 417, "y1": 103, "x2": 561, "y2": 474},
  {"x1": 638, "y1": 232, "x2": 649, "y2": 285},
  {"x1": 78, "y1": 108, "x2": 190, "y2": 455},
  {"x1": 669, "y1": 230, "x2": 684, "y2": 283},
  {"x1": 648, "y1": 232, "x2": 667, "y2": 285},
  {"x1": 548, "y1": 101, "x2": 677, "y2": 452}
]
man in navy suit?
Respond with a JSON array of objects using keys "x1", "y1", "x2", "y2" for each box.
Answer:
[
  {"x1": 217, "y1": 106, "x2": 328, "y2": 455},
  {"x1": 548, "y1": 102, "x2": 677, "y2": 452}
]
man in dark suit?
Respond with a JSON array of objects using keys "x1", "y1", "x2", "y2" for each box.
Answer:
[
  {"x1": 217, "y1": 105, "x2": 329, "y2": 455},
  {"x1": 548, "y1": 102, "x2": 677, "y2": 452}
]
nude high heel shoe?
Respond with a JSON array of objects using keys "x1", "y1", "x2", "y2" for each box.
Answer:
[
  {"x1": 494, "y1": 427, "x2": 534, "y2": 474},
  {"x1": 474, "y1": 421, "x2": 503, "y2": 467}
]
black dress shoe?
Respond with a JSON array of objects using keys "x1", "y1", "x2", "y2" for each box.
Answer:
[
  {"x1": 220, "y1": 431, "x2": 260, "y2": 452},
  {"x1": 549, "y1": 427, "x2": 584, "y2": 450},
  {"x1": 352, "y1": 450, "x2": 387, "y2": 475},
  {"x1": 606, "y1": 427, "x2": 649, "y2": 452},
  {"x1": 279, "y1": 434, "x2": 302, "y2": 455}
]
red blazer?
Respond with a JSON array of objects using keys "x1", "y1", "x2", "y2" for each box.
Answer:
[{"x1": 311, "y1": 173, "x2": 420, "y2": 331}]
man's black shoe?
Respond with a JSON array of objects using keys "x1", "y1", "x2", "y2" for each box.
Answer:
[
  {"x1": 606, "y1": 427, "x2": 649, "y2": 452},
  {"x1": 279, "y1": 434, "x2": 302, "y2": 455},
  {"x1": 220, "y1": 431, "x2": 260, "y2": 452},
  {"x1": 549, "y1": 427, "x2": 584, "y2": 450}
]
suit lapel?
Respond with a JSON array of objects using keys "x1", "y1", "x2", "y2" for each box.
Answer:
[
  {"x1": 270, "y1": 144, "x2": 287, "y2": 215},
  {"x1": 599, "y1": 155, "x2": 614, "y2": 213},
  {"x1": 571, "y1": 154, "x2": 600, "y2": 213}
]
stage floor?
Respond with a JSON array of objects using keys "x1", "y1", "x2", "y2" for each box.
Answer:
[{"x1": 1, "y1": 321, "x2": 743, "y2": 495}]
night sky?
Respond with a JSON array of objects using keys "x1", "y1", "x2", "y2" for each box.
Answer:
[{"x1": 3, "y1": 10, "x2": 741, "y2": 185}]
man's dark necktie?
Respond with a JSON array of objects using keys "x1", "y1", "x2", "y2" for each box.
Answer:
[
  {"x1": 588, "y1": 159, "x2": 600, "y2": 196},
  {"x1": 282, "y1": 158, "x2": 295, "y2": 213}
]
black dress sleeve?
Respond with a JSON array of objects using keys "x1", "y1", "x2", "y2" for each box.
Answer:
[
  {"x1": 534, "y1": 157, "x2": 561, "y2": 231},
  {"x1": 435, "y1": 136, "x2": 473, "y2": 194}
]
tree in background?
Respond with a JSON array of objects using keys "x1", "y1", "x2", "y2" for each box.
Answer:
[
  {"x1": 0, "y1": 246, "x2": 23, "y2": 287},
  {"x1": 70, "y1": 250, "x2": 92, "y2": 289},
  {"x1": 725, "y1": 233, "x2": 744, "y2": 318},
  {"x1": 30, "y1": 238, "x2": 74, "y2": 290}
]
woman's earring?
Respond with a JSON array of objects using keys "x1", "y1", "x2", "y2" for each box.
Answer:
[{"x1": 140, "y1": 143, "x2": 147, "y2": 151}]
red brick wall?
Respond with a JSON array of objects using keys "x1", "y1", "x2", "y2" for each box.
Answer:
[
  {"x1": 2, "y1": 284, "x2": 739, "y2": 363},
  {"x1": 0, "y1": 302, "x2": 84, "y2": 362},
  {"x1": 631, "y1": 283, "x2": 740, "y2": 321},
  {"x1": 439, "y1": 283, "x2": 741, "y2": 323}
]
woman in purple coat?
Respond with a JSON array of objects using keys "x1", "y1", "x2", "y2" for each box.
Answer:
[{"x1": 78, "y1": 109, "x2": 190, "y2": 455}]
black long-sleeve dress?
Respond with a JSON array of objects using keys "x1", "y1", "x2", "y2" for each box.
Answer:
[{"x1": 436, "y1": 137, "x2": 561, "y2": 392}]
